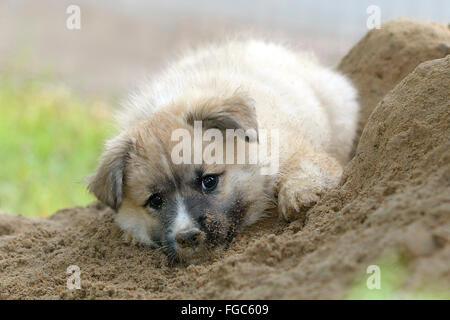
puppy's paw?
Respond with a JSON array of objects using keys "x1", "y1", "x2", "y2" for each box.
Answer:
[
  {"x1": 277, "y1": 158, "x2": 342, "y2": 222},
  {"x1": 277, "y1": 181, "x2": 322, "y2": 222}
]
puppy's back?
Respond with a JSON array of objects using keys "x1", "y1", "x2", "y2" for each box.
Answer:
[{"x1": 117, "y1": 40, "x2": 358, "y2": 165}]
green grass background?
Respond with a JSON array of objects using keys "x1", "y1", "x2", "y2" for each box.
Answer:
[
  {"x1": 0, "y1": 76, "x2": 113, "y2": 217},
  {"x1": 345, "y1": 254, "x2": 450, "y2": 299}
]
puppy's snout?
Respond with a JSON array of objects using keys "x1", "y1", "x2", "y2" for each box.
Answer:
[{"x1": 175, "y1": 228, "x2": 204, "y2": 248}]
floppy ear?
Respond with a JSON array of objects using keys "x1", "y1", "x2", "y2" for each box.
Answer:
[
  {"x1": 87, "y1": 133, "x2": 132, "y2": 211},
  {"x1": 186, "y1": 93, "x2": 258, "y2": 141}
]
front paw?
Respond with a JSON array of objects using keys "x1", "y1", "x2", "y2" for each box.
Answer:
[
  {"x1": 277, "y1": 166, "x2": 341, "y2": 221},
  {"x1": 277, "y1": 182, "x2": 322, "y2": 222}
]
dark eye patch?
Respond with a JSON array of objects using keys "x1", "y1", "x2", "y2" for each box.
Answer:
[
  {"x1": 201, "y1": 175, "x2": 219, "y2": 192},
  {"x1": 145, "y1": 193, "x2": 163, "y2": 209},
  {"x1": 194, "y1": 167, "x2": 204, "y2": 183}
]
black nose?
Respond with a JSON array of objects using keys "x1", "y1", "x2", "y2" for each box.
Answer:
[{"x1": 175, "y1": 229, "x2": 202, "y2": 248}]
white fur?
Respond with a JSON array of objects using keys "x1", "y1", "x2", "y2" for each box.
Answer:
[
  {"x1": 116, "y1": 39, "x2": 359, "y2": 235},
  {"x1": 115, "y1": 199, "x2": 158, "y2": 246},
  {"x1": 172, "y1": 195, "x2": 194, "y2": 233},
  {"x1": 118, "y1": 40, "x2": 358, "y2": 167}
]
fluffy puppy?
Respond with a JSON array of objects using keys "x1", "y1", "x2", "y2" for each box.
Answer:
[{"x1": 88, "y1": 40, "x2": 358, "y2": 264}]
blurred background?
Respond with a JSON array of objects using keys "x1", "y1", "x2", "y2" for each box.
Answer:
[{"x1": 1, "y1": 0, "x2": 449, "y2": 217}]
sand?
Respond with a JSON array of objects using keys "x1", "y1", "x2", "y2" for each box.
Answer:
[
  {"x1": 339, "y1": 18, "x2": 450, "y2": 149},
  {"x1": 0, "y1": 19, "x2": 449, "y2": 299}
]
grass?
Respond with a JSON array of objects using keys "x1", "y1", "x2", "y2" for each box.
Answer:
[
  {"x1": 345, "y1": 253, "x2": 450, "y2": 299},
  {"x1": 0, "y1": 76, "x2": 113, "y2": 217}
]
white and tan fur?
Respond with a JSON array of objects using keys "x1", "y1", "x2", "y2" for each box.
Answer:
[{"x1": 88, "y1": 40, "x2": 358, "y2": 262}]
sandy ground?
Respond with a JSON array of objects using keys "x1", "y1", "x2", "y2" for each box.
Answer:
[{"x1": 0, "y1": 19, "x2": 449, "y2": 299}]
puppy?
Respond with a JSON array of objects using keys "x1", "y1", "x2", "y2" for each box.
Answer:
[{"x1": 88, "y1": 40, "x2": 358, "y2": 264}]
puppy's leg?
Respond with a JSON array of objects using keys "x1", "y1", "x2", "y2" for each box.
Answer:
[{"x1": 277, "y1": 142, "x2": 343, "y2": 221}]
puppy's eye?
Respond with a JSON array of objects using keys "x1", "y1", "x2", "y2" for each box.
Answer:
[
  {"x1": 202, "y1": 175, "x2": 219, "y2": 192},
  {"x1": 146, "y1": 193, "x2": 163, "y2": 209}
]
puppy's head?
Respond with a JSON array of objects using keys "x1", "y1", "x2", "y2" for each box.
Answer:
[{"x1": 88, "y1": 93, "x2": 273, "y2": 264}]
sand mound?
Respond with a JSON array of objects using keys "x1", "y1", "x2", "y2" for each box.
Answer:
[
  {"x1": 338, "y1": 18, "x2": 450, "y2": 147},
  {"x1": 1, "y1": 20, "x2": 449, "y2": 299}
]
